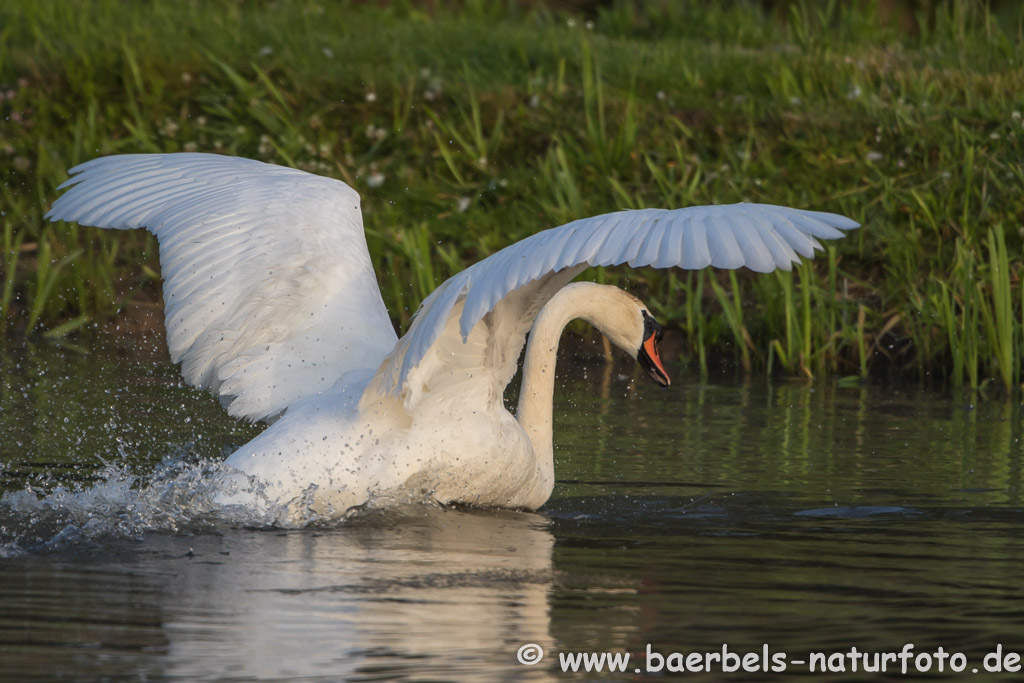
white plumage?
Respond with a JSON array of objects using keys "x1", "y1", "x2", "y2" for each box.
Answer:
[
  {"x1": 47, "y1": 153, "x2": 858, "y2": 522},
  {"x1": 50, "y1": 154, "x2": 396, "y2": 421}
]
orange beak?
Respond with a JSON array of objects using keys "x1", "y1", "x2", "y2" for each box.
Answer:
[{"x1": 639, "y1": 331, "x2": 670, "y2": 387}]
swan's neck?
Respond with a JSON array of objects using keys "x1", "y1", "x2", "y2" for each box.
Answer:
[{"x1": 516, "y1": 282, "x2": 637, "y2": 503}]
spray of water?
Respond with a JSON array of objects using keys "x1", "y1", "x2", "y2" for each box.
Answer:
[{"x1": 0, "y1": 456, "x2": 312, "y2": 555}]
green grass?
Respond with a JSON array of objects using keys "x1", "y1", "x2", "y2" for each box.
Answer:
[{"x1": 3, "y1": 0, "x2": 1024, "y2": 393}]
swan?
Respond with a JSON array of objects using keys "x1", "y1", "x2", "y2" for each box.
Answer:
[{"x1": 46, "y1": 153, "x2": 858, "y2": 520}]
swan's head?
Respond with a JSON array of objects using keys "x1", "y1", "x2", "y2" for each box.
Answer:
[
  {"x1": 546, "y1": 282, "x2": 671, "y2": 388},
  {"x1": 583, "y1": 285, "x2": 670, "y2": 388}
]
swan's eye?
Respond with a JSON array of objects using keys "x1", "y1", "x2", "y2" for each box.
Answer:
[{"x1": 641, "y1": 309, "x2": 663, "y2": 342}]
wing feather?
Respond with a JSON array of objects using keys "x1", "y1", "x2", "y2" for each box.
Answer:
[
  {"x1": 747, "y1": 212, "x2": 799, "y2": 270},
  {"x1": 650, "y1": 219, "x2": 683, "y2": 269},
  {"x1": 618, "y1": 212, "x2": 661, "y2": 266},
  {"x1": 47, "y1": 153, "x2": 397, "y2": 421},
  {"x1": 374, "y1": 203, "x2": 858, "y2": 398},
  {"x1": 706, "y1": 216, "x2": 745, "y2": 269},
  {"x1": 52, "y1": 156, "x2": 858, "y2": 417},
  {"x1": 679, "y1": 214, "x2": 711, "y2": 269},
  {"x1": 723, "y1": 213, "x2": 774, "y2": 273},
  {"x1": 772, "y1": 216, "x2": 820, "y2": 258}
]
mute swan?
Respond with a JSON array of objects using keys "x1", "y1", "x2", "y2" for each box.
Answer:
[{"x1": 47, "y1": 153, "x2": 858, "y2": 519}]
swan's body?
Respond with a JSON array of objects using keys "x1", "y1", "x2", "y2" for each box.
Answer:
[{"x1": 47, "y1": 153, "x2": 858, "y2": 520}]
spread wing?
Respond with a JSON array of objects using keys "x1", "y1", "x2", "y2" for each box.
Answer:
[
  {"x1": 46, "y1": 153, "x2": 397, "y2": 422},
  {"x1": 369, "y1": 204, "x2": 859, "y2": 407}
]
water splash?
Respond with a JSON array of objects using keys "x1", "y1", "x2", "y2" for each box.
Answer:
[
  {"x1": 0, "y1": 452, "x2": 455, "y2": 555},
  {"x1": 0, "y1": 456, "x2": 288, "y2": 555}
]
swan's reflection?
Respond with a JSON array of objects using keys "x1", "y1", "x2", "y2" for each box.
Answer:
[{"x1": 147, "y1": 506, "x2": 556, "y2": 681}]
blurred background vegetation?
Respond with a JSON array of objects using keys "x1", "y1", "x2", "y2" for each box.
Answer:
[{"x1": 1, "y1": 0, "x2": 1023, "y2": 392}]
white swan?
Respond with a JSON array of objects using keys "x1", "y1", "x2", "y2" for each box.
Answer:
[{"x1": 47, "y1": 153, "x2": 858, "y2": 519}]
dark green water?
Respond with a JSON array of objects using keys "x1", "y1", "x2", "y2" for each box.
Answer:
[{"x1": 2, "y1": 338, "x2": 1024, "y2": 681}]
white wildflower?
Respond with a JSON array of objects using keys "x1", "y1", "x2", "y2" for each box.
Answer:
[
  {"x1": 423, "y1": 77, "x2": 443, "y2": 101},
  {"x1": 258, "y1": 134, "x2": 273, "y2": 157},
  {"x1": 159, "y1": 118, "x2": 179, "y2": 137}
]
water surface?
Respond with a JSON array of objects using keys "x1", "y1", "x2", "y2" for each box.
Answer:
[{"x1": 2, "y1": 338, "x2": 1023, "y2": 680}]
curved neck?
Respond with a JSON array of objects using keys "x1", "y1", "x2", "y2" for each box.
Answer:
[{"x1": 517, "y1": 282, "x2": 632, "y2": 503}]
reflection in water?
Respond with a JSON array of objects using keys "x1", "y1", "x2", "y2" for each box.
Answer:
[
  {"x1": 1, "y1": 507, "x2": 557, "y2": 682},
  {"x1": 554, "y1": 376, "x2": 1024, "y2": 509},
  {"x1": 2, "y1": 341, "x2": 1024, "y2": 680},
  {"x1": 161, "y1": 508, "x2": 555, "y2": 682}
]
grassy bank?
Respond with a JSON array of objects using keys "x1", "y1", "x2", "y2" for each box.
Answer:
[{"x1": 2, "y1": 0, "x2": 1023, "y2": 391}]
